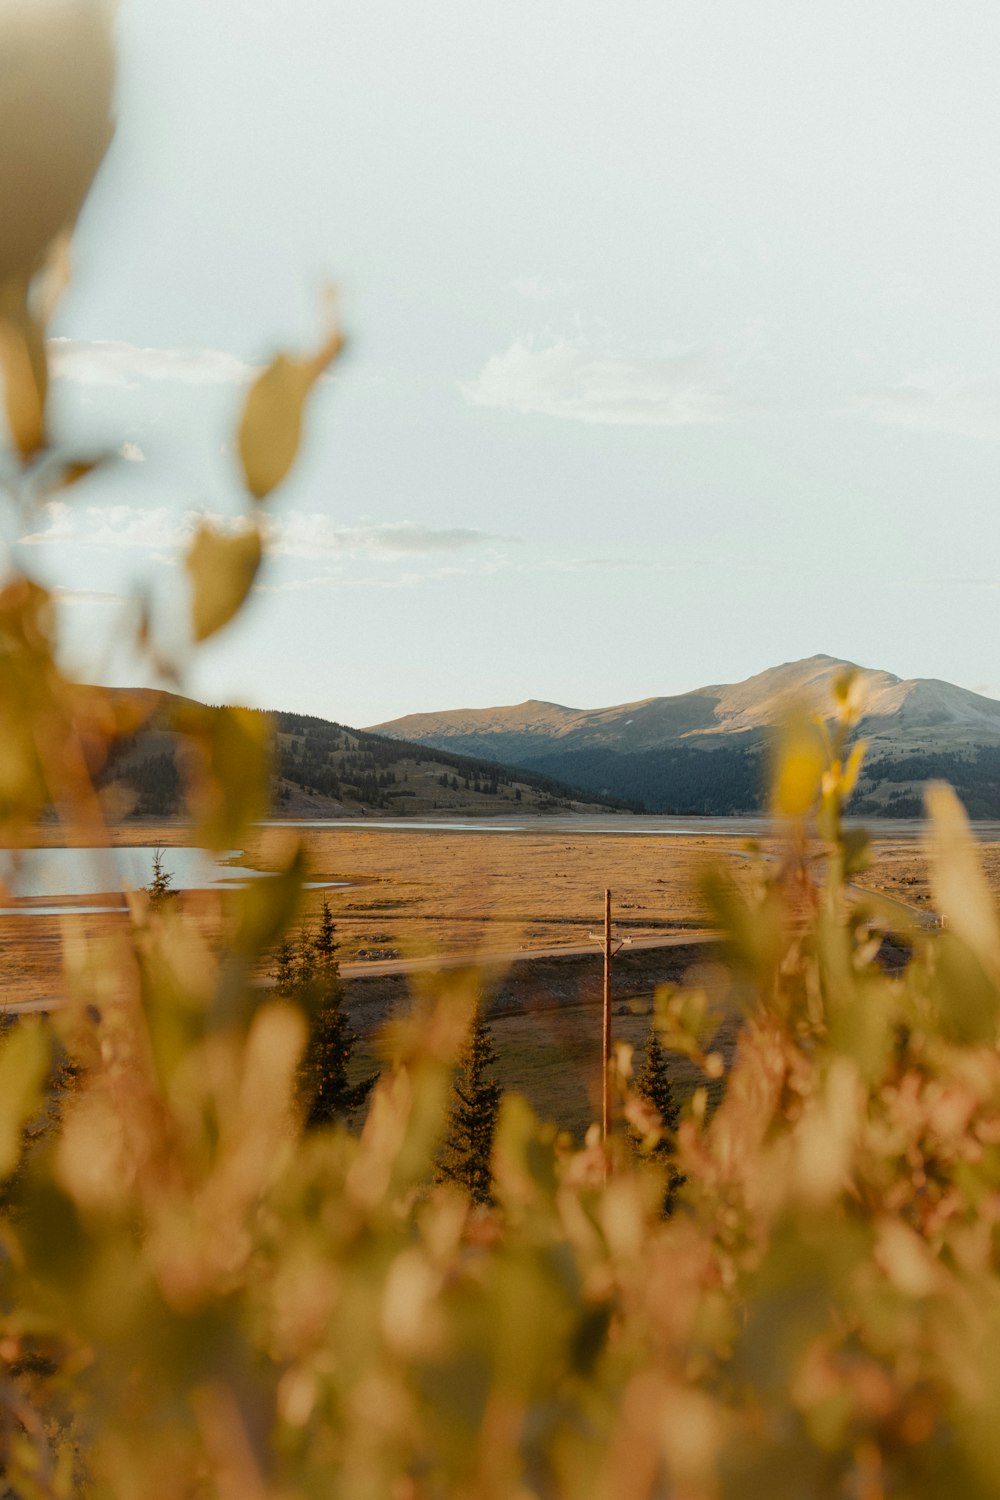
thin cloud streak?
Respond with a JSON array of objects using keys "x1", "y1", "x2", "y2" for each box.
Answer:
[
  {"x1": 522, "y1": 556, "x2": 663, "y2": 575},
  {"x1": 48, "y1": 338, "x2": 261, "y2": 387},
  {"x1": 19, "y1": 502, "x2": 506, "y2": 562},
  {"x1": 255, "y1": 553, "x2": 662, "y2": 594},
  {"x1": 274, "y1": 515, "x2": 505, "y2": 560},
  {"x1": 53, "y1": 587, "x2": 126, "y2": 607},
  {"x1": 860, "y1": 369, "x2": 1000, "y2": 442},
  {"x1": 463, "y1": 334, "x2": 745, "y2": 426}
]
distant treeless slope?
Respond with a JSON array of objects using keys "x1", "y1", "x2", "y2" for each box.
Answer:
[{"x1": 370, "y1": 655, "x2": 1000, "y2": 753}]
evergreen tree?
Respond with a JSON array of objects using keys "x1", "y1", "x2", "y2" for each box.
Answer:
[
  {"x1": 313, "y1": 896, "x2": 338, "y2": 974},
  {"x1": 294, "y1": 923, "x2": 317, "y2": 989},
  {"x1": 146, "y1": 847, "x2": 175, "y2": 912},
  {"x1": 631, "y1": 1029, "x2": 685, "y2": 1214},
  {"x1": 438, "y1": 1005, "x2": 503, "y2": 1205},
  {"x1": 302, "y1": 986, "x2": 376, "y2": 1129},
  {"x1": 272, "y1": 938, "x2": 297, "y2": 996},
  {"x1": 271, "y1": 900, "x2": 376, "y2": 1128}
]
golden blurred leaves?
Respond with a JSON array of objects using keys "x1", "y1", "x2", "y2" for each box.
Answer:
[
  {"x1": 0, "y1": 2, "x2": 114, "y2": 284},
  {"x1": 185, "y1": 523, "x2": 263, "y2": 643},
  {"x1": 0, "y1": 279, "x2": 48, "y2": 459},
  {"x1": 771, "y1": 712, "x2": 826, "y2": 819},
  {"x1": 174, "y1": 702, "x2": 272, "y2": 849},
  {"x1": 237, "y1": 317, "x2": 344, "y2": 501}
]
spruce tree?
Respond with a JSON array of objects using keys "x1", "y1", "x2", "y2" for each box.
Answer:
[
  {"x1": 272, "y1": 938, "x2": 297, "y2": 996},
  {"x1": 146, "y1": 847, "x2": 175, "y2": 912},
  {"x1": 313, "y1": 896, "x2": 338, "y2": 974},
  {"x1": 272, "y1": 899, "x2": 376, "y2": 1128},
  {"x1": 294, "y1": 922, "x2": 317, "y2": 989},
  {"x1": 631, "y1": 1029, "x2": 685, "y2": 1214},
  {"x1": 438, "y1": 1005, "x2": 503, "y2": 1205}
]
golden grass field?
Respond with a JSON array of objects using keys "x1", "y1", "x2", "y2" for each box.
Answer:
[
  {"x1": 1, "y1": 817, "x2": 995, "y2": 1133},
  {"x1": 0, "y1": 816, "x2": 987, "y2": 993}
]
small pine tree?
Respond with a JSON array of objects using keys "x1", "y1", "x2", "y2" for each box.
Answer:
[
  {"x1": 146, "y1": 847, "x2": 175, "y2": 912},
  {"x1": 438, "y1": 1005, "x2": 503, "y2": 1205},
  {"x1": 302, "y1": 990, "x2": 376, "y2": 1129},
  {"x1": 272, "y1": 938, "x2": 297, "y2": 997},
  {"x1": 313, "y1": 896, "x2": 339, "y2": 974},
  {"x1": 294, "y1": 925, "x2": 317, "y2": 989},
  {"x1": 631, "y1": 1029, "x2": 685, "y2": 1214},
  {"x1": 272, "y1": 900, "x2": 376, "y2": 1128}
]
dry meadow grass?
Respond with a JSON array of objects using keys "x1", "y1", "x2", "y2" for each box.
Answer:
[{"x1": 3, "y1": 821, "x2": 996, "y2": 1073}]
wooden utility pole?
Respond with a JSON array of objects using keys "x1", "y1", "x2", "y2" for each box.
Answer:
[
  {"x1": 590, "y1": 893, "x2": 631, "y2": 1152},
  {"x1": 602, "y1": 887, "x2": 612, "y2": 1144}
]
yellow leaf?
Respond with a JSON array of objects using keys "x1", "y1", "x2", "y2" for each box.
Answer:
[
  {"x1": 185, "y1": 523, "x2": 262, "y2": 643},
  {"x1": 237, "y1": 320, "x2": 344, "y2": 501},
  {"x1": 0, "y1": 577, "x2": 62, "y2": 835},
  {"x1": 840, "y1": 740, "x2": 867, "y2": 800},
  {"x1": 0, "y1": 279, "x2": 48, "y2": 459},
  {"x1": 925, "y1": 781, "x2": 1000, "y2": 977},
  {"x1": 771, "y1": 713, "x2": 826, "y2": 820},
  {"x1": 175, "y1": 702, "x2": 273, "y2": 850},
  {"x1": 34, "y1": 453, "x2": 103, "y2": 501},
  {"x1": 0, "y1": 1020, "x2": 49, "y2": 1179},
  {"x1": 0, "y1": 4, "x2": 114, "y2": 282}
]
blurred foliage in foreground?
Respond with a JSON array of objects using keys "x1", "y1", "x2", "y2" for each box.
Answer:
[{"x1": 6, "y1": 12, "x2": 1000, "y2": 1499}]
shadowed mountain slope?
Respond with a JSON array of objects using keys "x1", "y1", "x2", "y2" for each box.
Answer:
[{"x1": 370, "y1": 656, "x2": 1000, "y2": 816}]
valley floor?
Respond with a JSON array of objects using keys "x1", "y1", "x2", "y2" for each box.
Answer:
[{"x1": 0, "y1": 813, "x2": 990, "y2": 1131}]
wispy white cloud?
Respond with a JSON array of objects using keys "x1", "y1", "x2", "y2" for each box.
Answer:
[
  {"x1": 53, "y1": 587, "x2": 126, "y2": 608},
  {"x1": 19, "y1": 503, "x2": 505, "y2": 562},
  {"x1": 20, "y1": 502, "x2": 203, "y2": 552},
  {"x1": 255, "y1": 564, "x2": 494, "y2": 594},
  {"x1": 860, "y1": 369, "x2": 1000, "y2": 442},
  {"x1": 48, "y1": 338, "x2": 260, "y2": 388},
  {"x1": 117, "y1": 441, "x2": 146, "y2": 463},
  {"x1": 255, "y1": 552, "x2": 662, "y2": 593},
  {"x1": 463, "y1": 334, "x2": 743, "y2": 426},
  {"x1": 271, "y1": 515, "x2": 504, "y2": 561},
  {"x1": 522, "y1": 556, "x2": 663, "y2": 575}
]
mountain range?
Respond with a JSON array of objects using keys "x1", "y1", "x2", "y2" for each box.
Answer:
[{"x1": 369, "y1": 655, "x2": 1000, "y2": 817}]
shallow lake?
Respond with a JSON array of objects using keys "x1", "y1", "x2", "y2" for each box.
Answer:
[
  {"x1": 1, "y1": 846, "x2": 268, "y2": 909},
  {"x1": 273, "y1": 815, "x2": 775, "y2": 835},
  {"x1": 270, "y1": 813, "x2": 952, "y2": 839}
]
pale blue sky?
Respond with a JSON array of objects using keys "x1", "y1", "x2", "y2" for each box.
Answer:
[{"x1": 16, "y1": 0, "x2": 1000, "y2": 723}]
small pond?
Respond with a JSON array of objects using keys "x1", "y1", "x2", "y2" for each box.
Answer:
[{"x1": 0, "y1": 846, "x2": 348, "y2": 913}]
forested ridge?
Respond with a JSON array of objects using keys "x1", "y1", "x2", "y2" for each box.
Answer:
[
  {"x1": 98, "y1": 695, "x2": 639, "y2": 817},
  {"x1": 467, "y1": 737, "x2": 1000, "y2": 819}
]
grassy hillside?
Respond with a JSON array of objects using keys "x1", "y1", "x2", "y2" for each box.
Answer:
[
  {"x1": 97, "y1": 692, "x2": 638, "y2": 819},
  {"x1": 268, "y1": 712, "x2": 639, "y2": 817}
]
